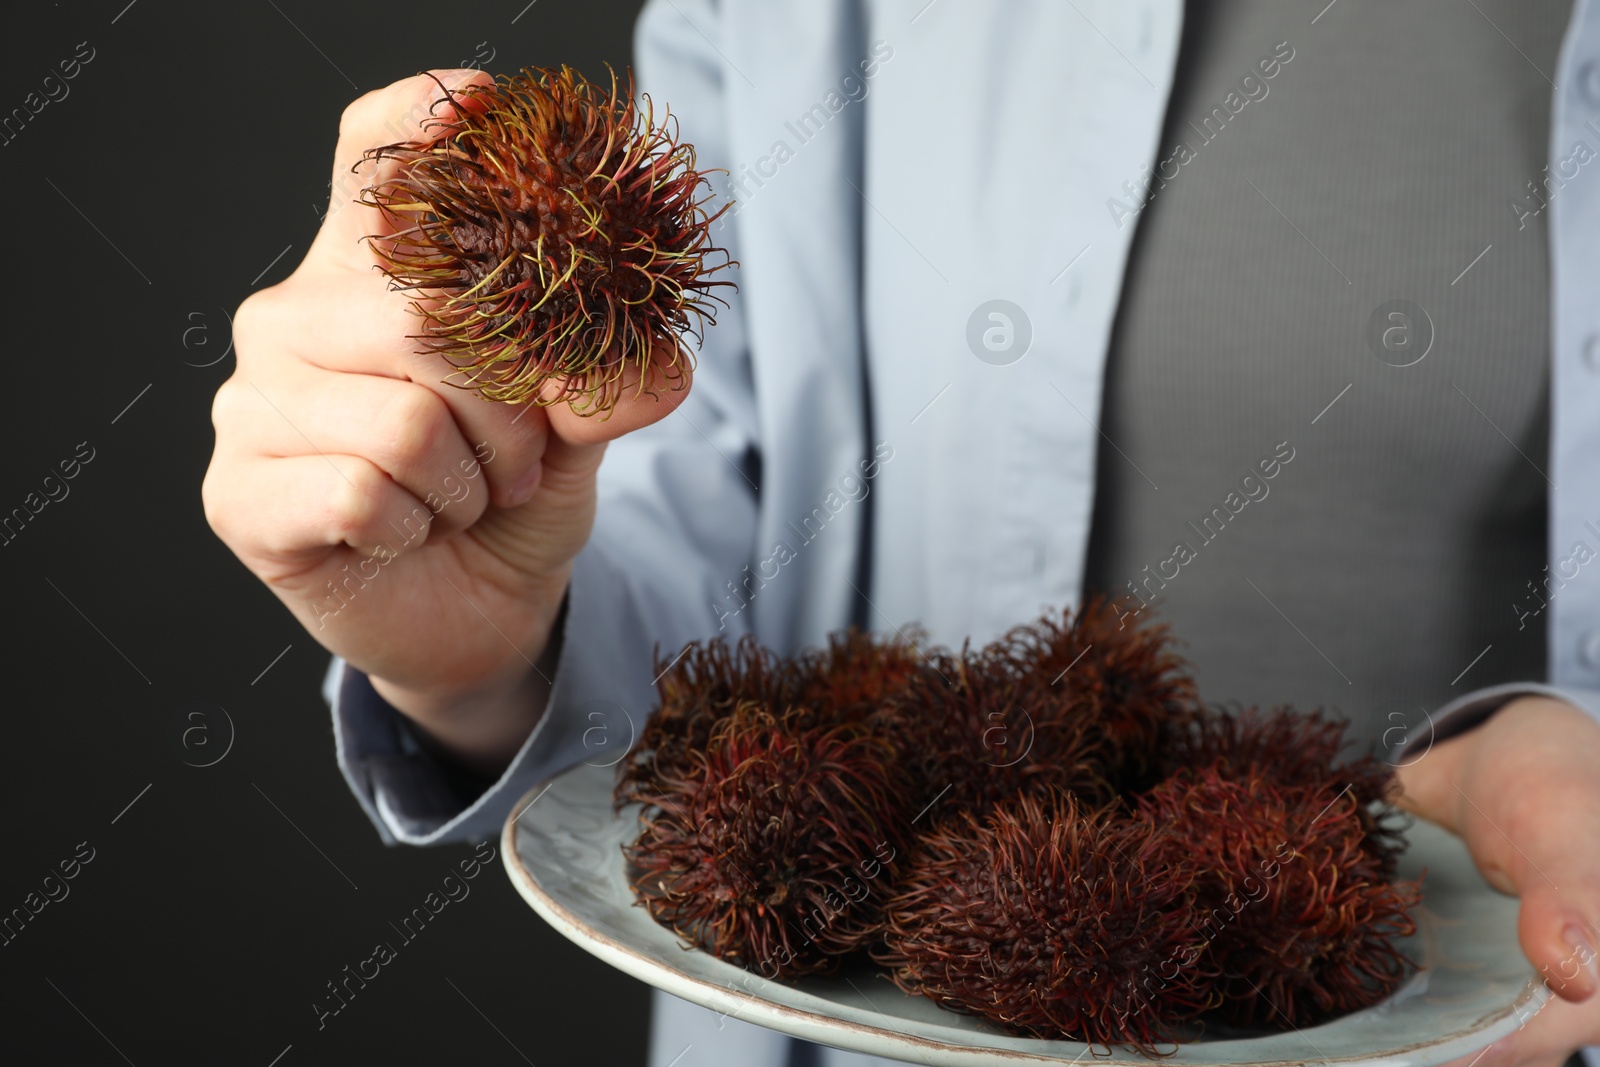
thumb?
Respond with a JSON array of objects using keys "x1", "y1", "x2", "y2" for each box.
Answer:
[
  {"x1": 542, "y1": 335, "x2": 695, "y2": 448},
  {"x1": 479, "y1": 337, "x2": 691, "y2": 537},
  {"x1": 1460, "y1": 699, "x2": 1600, "y2": 1003},
  {"x1": 313, "y1": 68, "x2": 495, "y2": 263},
  {"x1": 1517, "y1": 874, "x2": 1600, "y2": 1003}
]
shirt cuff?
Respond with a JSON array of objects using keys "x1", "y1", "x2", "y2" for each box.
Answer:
[
  {"x1": 324, "y1": 543, "x2": 655, "y2": 846},
  {"x1": 1392, "y1": 681, "x2": 1600, "y2": 763}
]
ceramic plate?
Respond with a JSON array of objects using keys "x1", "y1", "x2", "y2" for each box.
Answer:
[{"x1": 502, "y1": 761, "x2": 1546, "y2": 1066}]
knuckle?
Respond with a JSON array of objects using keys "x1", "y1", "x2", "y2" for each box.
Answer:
[
  {"x1": 209, "y1": 375, "x2": 246, "y2": 435},
  {"x1": 337, "y1": 89, "x2": 388, "y2": 144},
  {"x1": 339, "y1": 77, "x2": 444, "y2": 152},
  {"x1": 230, "y1": 286, "x2": 284, "y2": 367},
  {"x1": 199, "y1": 457, "x2": 258, "y2": 557},
  {"x1": 378, "y1": 387, "x2": 449, "y2": 472},
  {"x1": 231, "y1": 290, "x2": 264, "y2": 349},
  {"x1": 199, "y1": 463, "x2": 231, "y2": 539},
  {"x1": 327, "y1": 461, "x2": 390, "y2": 544}
]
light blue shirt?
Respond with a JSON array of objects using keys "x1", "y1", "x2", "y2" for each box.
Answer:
[{"x1": 324, "y1": 1, "x2": 1600, "y2": 1063}]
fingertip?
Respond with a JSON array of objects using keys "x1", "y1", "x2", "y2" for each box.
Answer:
[
  {"x1": 340, "y1": 69, "x2": 493, "y2": 157},
  {"x1": 417, "y1": 68, "x2": 496, "y2": 120},
  {"x1": 1558, "y1": 921, "x2": 1600, "y2": 1000},
  {"x1": 547, "y1": 382, "x2": 692, "y2": 446},
  {"x1": 618, "y1": 362, "x2": 696, "y2": 429},
  {"x1": 1520, "y1": 896, "x2": 1600, "y2": 1000},
  {"x1": 545, "y1": 348, "x2": 695, "y2": 446},
  {"x1": 381, "y1": 69, "x2": 495, "y2": 153},
  {"x1": 499, "y1": 461, "x2": 543, "y2": 509},
  {"x1": 424, "y1": 66, "x2": 491, "y2": 87}
]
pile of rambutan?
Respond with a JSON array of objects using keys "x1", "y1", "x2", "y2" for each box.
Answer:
[
  {"x1": 614, "y1": 601, "x2": 1427, "y2": 1049},
  {"x1": 617, "y1": 596, "x2": 1421, "y2": 1052}
]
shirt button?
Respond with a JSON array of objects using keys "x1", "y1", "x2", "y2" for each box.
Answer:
[
  {"x1": 1584, "y1": 333, "x2": 1600, "y2": 373},
  {"x1": 1582, "y1": 630, "x2": 1600, "y2": 669}
]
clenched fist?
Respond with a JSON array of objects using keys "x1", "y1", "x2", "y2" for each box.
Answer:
[{"x1": 202, "y1": 71, "x2": 690, "y2": 774}]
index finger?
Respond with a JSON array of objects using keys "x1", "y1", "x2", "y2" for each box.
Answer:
[{"x1": 309, "y1": 69, "x2": 493, "y2": 267}]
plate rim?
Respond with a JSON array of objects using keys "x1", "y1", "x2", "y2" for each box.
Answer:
[{"x1": 501, "y1": 775, "x2": 1547, "y2": 1066}]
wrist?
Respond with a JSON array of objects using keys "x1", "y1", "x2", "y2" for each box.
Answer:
[{"x1": 372, "y1": 577, "x2": 570, "y2": 777}]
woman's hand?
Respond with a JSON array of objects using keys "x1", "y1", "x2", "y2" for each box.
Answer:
[
  {"x1": 1396, "y1": 695, "x2": 1600, "y2": 1067},
  {"x1": 202, "y1": 71, "x2": 691, "y2": 775}
]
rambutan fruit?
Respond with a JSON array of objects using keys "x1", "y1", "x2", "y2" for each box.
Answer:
[
  {"x1": 1161, "y1": 705, "x2": 1408, "y2": 876},
  {"x1": 792, "y1": 627, "x2": 930, "y2": 727},
  {"x1": 875, "y1": 790, "x2": 1217, "y2": 1052},
  {"x1": 875, "y1": 649, "x2": 1116, "y2": 820},
  {"x1": 619, "y1": 630, "x2": 933, "y2": 808},
  {"x1": 624, "y1": 702, "x2": 909, "y2": 978},
  {"x1": 1139, "y1": 768, "x2": 1419, "y2": 1029},
  {"x1": 615, "y1": 635, "x2": 800, "y2": 808},
  {"x1": 996, "y1": 595, "x2": 1198, "y2": 792},
  {"x1": 358, "y1": 66, "x2": 735, "y2": 414}
]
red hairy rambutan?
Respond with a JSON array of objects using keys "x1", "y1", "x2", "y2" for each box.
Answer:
[
  {"x1": 624, "y1": 703, "x2": 908, "y2": 978},
  {"x1": 617, "y1": 630, "x2": 932, "y2": 807},
  {"x1": 1161, "y1": 705, "x2": 1408, "y2": 876},
  {"x1": 616, "y1": 635, "x2": 800, "y2": 807},
  {"x1": 1139, "y1": 768, "x2": 1419, "y2": 1029},
  {"x1": 793, "y1": 627, "x2": 930, "y2": 727},
  {"x1": 358, "y1": 66, "x2": 734, "y2": 414},
  {"x1": 876, "y1": 649, "x2": 1116, "y2": 820},
  {"x1": 996, "y1": 595, "x2": 1198, "y2": 792},
  {"x1": 875, "y1": 790, "x2": 1217, "y2": 1053}
]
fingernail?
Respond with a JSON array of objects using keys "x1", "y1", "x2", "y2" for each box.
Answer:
[
  {"x1": 505, "y1": 465, "x2": 542, "y2": 507},
  {"x1": 1563, "y1": 924, "x2": 1600, "y2": 993}
]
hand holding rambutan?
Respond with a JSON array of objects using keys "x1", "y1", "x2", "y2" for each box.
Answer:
[{"x1": 357, "y1": 66, "x2": 734, "y2": 414}]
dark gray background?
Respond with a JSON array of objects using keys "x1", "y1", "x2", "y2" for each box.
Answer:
[{"x1": 0, "y1": 1, "x2": 651, "y2": 1063}]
